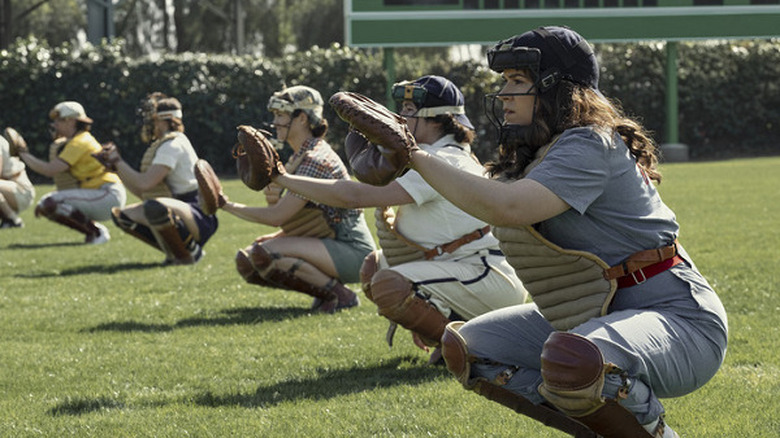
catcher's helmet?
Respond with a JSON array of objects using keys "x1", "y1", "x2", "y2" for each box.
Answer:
[
  {"x1": 487, "y1": 26, "x2": 598, "y2": 93},
  {"x1": 391, "y1": 75, "x2": 474, "y2": 130},
  {"x1": 485, "y1": 26, "x2": 598, "y2": 147}
]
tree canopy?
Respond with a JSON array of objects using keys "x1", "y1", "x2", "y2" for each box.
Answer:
[{"x1": 0, "y1": 0, "x2": 344, "y2": 56}]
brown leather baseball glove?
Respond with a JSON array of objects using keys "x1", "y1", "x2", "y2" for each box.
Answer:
[
  {"x1": 3, "y1": 127, "x2": 28, "y2": 156},
  {"x1": 234, "y1": 125, "x2": 285, "y2": 191},
  {"x1": 329, "y1": 91, "x2": 417, "y2": 186},
  {"x1": 194, "y1": 159, "x2": 225, "y2": 215}
]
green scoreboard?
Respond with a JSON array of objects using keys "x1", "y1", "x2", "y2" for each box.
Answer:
[
  {"x1": 346, "y1": 0, "x2": 779, "y2": 147},
  {"x1": 346, "y1": 0, "x2": 780, "y2": 46}
]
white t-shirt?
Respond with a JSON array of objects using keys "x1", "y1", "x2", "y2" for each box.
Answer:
[
  {"x1": 152, "y1": 132, "x2": 199, "y2": 195},
  {"x1": 395, "y1": 134, "x2": 500, "y2": 260}
]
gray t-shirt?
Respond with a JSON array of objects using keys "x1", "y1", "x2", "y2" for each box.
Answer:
[{"x1": 527, "y1": 126, "x2": 678, "y2": 267}]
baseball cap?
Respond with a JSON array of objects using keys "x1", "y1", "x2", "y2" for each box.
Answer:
[
  {"x1": 267, "y1": 85, "x2": 324, "y2": 125},
  {"x1": 49, "y1": 101, "x2": 94, "y2": 123},
  {"x1": 392, "y1": 75, "x2": 474, "y2": 130},
  {"x1": 488, "y1": 26, "x2": 599, "y2": 92}
]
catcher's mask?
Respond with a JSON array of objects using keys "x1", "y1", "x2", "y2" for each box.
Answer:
[
  {"x1": 391, "y1": 75, "x2": 474, "y2": 130},
  {"x1": 267, "y1": 85, "x2": 324, "y2": 129},
  {"x1": 138, "y1": 92, "x2": 166, "y2": 144},
  {"x1": 485, "y1": 26, "x2": 598, "y2": 146}
]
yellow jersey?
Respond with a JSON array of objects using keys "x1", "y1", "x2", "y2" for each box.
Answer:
[{"x1": 57, "y1": 131, "x2": 120, "y2": 189}]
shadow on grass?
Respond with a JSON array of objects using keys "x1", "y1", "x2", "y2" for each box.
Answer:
[
  {"x1": 48, "y1": 357, "x2": 446, "y2": 416},
  {"x1": 6, "y1": 241, "x2": 82, "y2": 249},
  {"x1": 49, "y1": 396, "x2": 127, "y2": 416},
  {"x1": 15, "y1": 261, "x2": 163, "y2": 278},
  {"x1": 194, "y1": 357, "x2": 448, "y2": 408},
  {"x1": 82, "y1": 306, "x2": 311, "y2": 333}
]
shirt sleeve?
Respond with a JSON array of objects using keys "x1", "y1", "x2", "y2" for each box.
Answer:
[
  {"x1": 151, "y1": 139, "x2": 180, "y2": 169},
  {"x1": 57, "y1": 139, "x2": 91, "y2": 166},
  {"x1": 396, "y1": 169, "x2": 438, "y2": 206},
  {"x1": 527, "y1": 127, "x2": 611, "y2": 214}
]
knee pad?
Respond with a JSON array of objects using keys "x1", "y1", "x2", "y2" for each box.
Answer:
[
  {"x1": 143, "y1": 199, "x2": 198, "y2": 264},
  {"x1": 539, "y1": 332, "x2": 607, "y2": 418},
  {"x1": 143, "y1": 199, "x2": 171, "y2": 225},
  {"x1": 368, "y1": 269, "x2": 413, "y2": 314},
  {"x1": 236, "y1": 249, "x2": 255, "y2": 280},
  {"x1": 441, "y1": 321, "x2": 471, "y2": 386},
  {"x1": 371, "y1": 269, "x2": 449, "y2": 345},
  {"x1": 248, "y1": 243, "x2": 277, "y2": 273},
  {"x1": 35, "y1": 197, "x2": 59, "y2": 218},
  {"x1": 360, "y1": 250, "x2": 381, "y2": 299},
  {"x1": 236, "y1": 248, "x2": 268, "y2": 286},
  {"x1": 541, "y1": 333, "x2": 654, "y2": 436},
  {"x1": 112, "y1": 207, "x2": 158, "y2": 248}
]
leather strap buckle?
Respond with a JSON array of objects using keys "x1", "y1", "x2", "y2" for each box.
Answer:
[{"x1": 630, "y1": 268, "x2": 647, "y2": 286}]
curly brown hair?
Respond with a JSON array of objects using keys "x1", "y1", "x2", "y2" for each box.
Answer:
[{"x1": 486, "y1": 79, "x2": 661, "y2": 183}]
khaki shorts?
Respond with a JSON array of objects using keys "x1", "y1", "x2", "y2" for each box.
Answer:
[{"x1": 379, "y1": 250, "x2": 528, "y2": 320}]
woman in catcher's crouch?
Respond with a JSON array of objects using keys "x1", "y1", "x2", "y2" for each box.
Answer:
[
  {"x1": 98, "y1": 93, "x2": 219, "y2": 265},
  {"x1": 272, "y1": 76, "x2": 527, "y2": 364},
  {"x1": 375, "y1": 27, "x2": 727, "y2": 436},
  {"x1": 0, "y1": 131, "x2": 34, "y2": 228},
  {"x1": 221, "y1": 85, "x2": 376, "y2": 314}
]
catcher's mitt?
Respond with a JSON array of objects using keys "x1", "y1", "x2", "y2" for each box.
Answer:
[
  {"x1": 3, "y1": 127, "x2": 28, "y2": 156},
  {"x1": 234, "y1": 125, "x2": 285, "y2": 191},
  {"x1": 92, "y1": 142, "x2": 120, "y2": 172},
  {"x1": 329, "y1": 91, "x2": 417, "y2": 186},
  {"x1": 194, "y1": 159, "x2": 225, "y2": 215}
]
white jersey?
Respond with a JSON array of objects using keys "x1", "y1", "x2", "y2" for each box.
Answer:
[
  {"x1": 385, "y1": 134, "x2": 527, "y2": 320},
  {"x1": 1, "y1": 137, "x2": 26, "y2": 178},
  {"x1": 152, "y1": 132, "x2": 199, "y2": 195},
  {"x1": 395, "y1": 134, "x2": 499, "y2": 260}
]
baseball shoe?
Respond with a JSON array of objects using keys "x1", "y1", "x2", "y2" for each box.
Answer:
[
  {"x1": 312, "y1": 284, "x2": 360, "y2": 314},
  {"x1": 645, "y1": 416, "x2": 679, "y2": 438},
  {"x1": 311, "y1": 295, "x2": 339, "y2": 314},
  {"x1": 162, "y1": 242, "x2": 204, "y2": 266},
  {"x1": 86, "y1": 222, "x2": 110, "y2": 244},
  {"x1": 0, "y1": 217, "x2": 24, "y2": 228},
  {"x1": 189, "y1": 242, "x2": 204, "y2": 263}
]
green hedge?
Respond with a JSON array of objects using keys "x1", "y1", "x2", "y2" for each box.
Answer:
[{"x1": 2, "y1": 37, "x2": 778, "y2": 180}]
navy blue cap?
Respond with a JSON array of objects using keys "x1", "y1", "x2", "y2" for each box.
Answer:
[
  {"x1": 488, "y1": 26, "x2": 599, "y2": 92},
  {"x1": 393, "y1": 75, "x2": 474, "y2": 130}
]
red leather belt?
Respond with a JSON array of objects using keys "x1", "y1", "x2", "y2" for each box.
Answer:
[{"x1": 615, "y1": 255, "x2": 684, "y2": 289}]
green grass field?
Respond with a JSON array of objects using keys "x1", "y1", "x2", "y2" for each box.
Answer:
[{"x1": 1, "y1": 157, "x2": 779, "y2": 437}]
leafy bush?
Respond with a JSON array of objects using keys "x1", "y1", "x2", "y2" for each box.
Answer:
[{"x1": 2, "y1": 37, "x2": 778, "y2": 180}]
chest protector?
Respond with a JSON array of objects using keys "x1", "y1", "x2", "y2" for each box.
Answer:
[
  {"x1": 266, "y1": 147, "x2": 335, "y2": 239},
  {"x1": 49, "y1": 138, "x2": 79, "y2": 190},
  {"x1": 139, "y1": 132, "x2": 178, "y2": 200},
  {"x1": 375, "y1": 206, "x2": 426, "y2": 266},
  {"x1": 494, "y1": 138, "x2": 616, "y2": 331}
]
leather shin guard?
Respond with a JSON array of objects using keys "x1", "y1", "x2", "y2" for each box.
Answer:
[
  {"x1": 441, "y1": 322, "x2": 597, "y2": 438},
  {"x1": 111, "y1": 207, "x2": 160, "y2": 250},
  {"x1": 369, "y1": 269, "x2": 450, "y2": 347},
  {"x1": 36, "y1": 198, "x2": 97, "y2": 236},
  {"x1": 143, "y1": 199, "x2": 195, "y2": 264},
  {"x1": 235, "y1": 248, "x2": 271, "y2": 286},
  {"x1": 474, "y1": 381, "x2": 597, "y2": 438},
  {"x1": 248, "y1": 244, "x2": 336, "y2": 302},
  {"x1": 540, "y1": 332, "x2": 652, "y2": 438}
]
